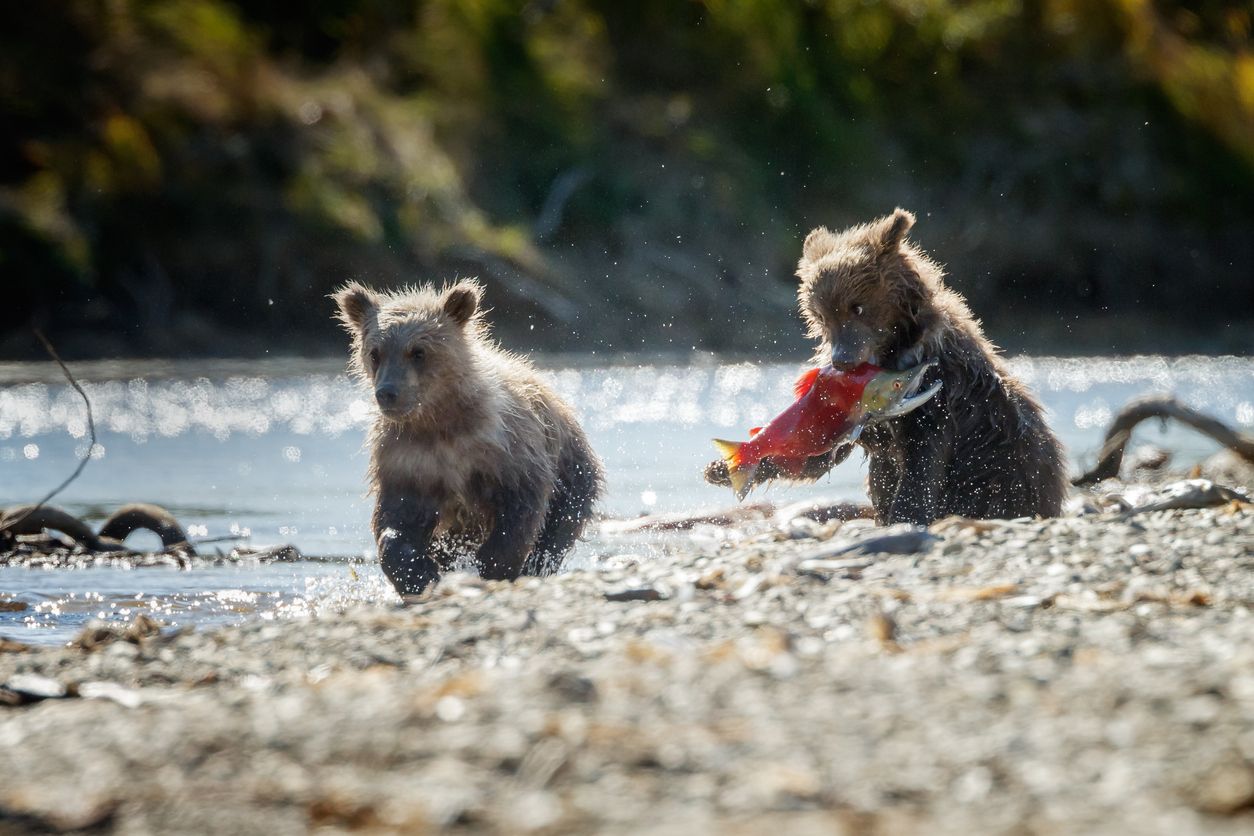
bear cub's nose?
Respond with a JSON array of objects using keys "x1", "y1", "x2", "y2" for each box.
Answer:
[{"x1": 375, "y1": 384, "x2": 399, "y2": 410}]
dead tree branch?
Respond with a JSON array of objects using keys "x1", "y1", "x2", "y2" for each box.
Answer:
[
  {"x1": 1073, "y1": 395, "x2": 1254, "y2": 486},
  {"x1": 0, "y1": 505, "x2": 111, "y2": 551},
  {"x1": 0, "y1": 330, "x2": 97, "y2": 540}
]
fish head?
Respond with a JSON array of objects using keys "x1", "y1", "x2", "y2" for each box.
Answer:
[{"x1": 858, "y1": 360, "x2": 941, "y2": 420}]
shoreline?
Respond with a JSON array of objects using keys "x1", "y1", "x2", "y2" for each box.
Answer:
[
  {"x1": 2, "y1": 497, "x2": 1252, "y2": 833},
  {"x1": 1, "y1": 348, "x2": 1252, "y2": 387}
]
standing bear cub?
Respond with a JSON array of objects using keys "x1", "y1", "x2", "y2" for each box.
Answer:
[
  {"x1": 709, "y1": 208, "x2": 1067, "y2": 524},
  {"x1": 334, "y1": 280, "x2": 603, "y2": 595}
]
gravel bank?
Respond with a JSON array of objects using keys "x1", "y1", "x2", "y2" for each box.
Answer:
[{"x1": 2, "y1": 499, "x2": 1253, "y2": 834}]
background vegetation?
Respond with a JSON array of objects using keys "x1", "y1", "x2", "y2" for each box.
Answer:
[{"x1": 2, "y1": 0, "x2": 1252, "y2": 358}]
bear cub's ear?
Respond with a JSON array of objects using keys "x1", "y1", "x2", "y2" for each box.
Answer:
[
  {"x1": 802, "y1": 226, "x2": 837, "y2": 262},
  {"x1": 443, "y1": 279, "x2": 484, "y2": 326},
  {"x1": 333, "y1": 282, "x2": 379, "y2": 331},
  {"x1": 877, "y1": 207, "x2": 916, "y2": 253}
]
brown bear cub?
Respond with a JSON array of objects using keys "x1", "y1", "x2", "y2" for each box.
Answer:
[
  {"x1": 710, "y1": 208, "x2": 1067, "y2": 524},
  {"x1": 334, "y1": 280, "x2": 603, "y2": 595}
]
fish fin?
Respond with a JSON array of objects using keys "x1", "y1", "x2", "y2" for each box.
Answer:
[
  {"x1": 748, "y1": 426, "x2": 763, "y2": 437},
  {"x1": 712, "y1": 439, "x2": 753, "y2": 500},
  {"x1": 793, "y1": 367, "x2": 821, "y2": 399},
  {"x1": 729, "y1": 463, "x2": 757, "y2": 501}
]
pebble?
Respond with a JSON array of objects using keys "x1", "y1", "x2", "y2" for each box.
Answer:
[{"x1": 1, "y1": 673, "x2": 67, "y2": 703}]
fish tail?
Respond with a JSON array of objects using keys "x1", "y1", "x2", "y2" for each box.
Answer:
[
  {"x1": 712, "y1": 438, "x2": 742, "y2": 469},
  {"x1": 712, "y1": 439, "x2": 756, "y2": 500}
]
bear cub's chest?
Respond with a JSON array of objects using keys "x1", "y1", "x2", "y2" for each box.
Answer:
[{"x1": 375, "y1": 431, "x2": 502, "y2": 504}]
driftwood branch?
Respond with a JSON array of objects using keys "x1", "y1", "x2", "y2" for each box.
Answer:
[
  {"x1": 0, "y1": 505, "x2": 112, "y2": 551},
  {"x1": 0, "y1": 330, "x2": 97, "y2": 540},
  {"x1": 99, "y1": 504, "x2": 195, "y2": 554},
  {"x1": 1073, "y1": 396, "x2": 1254, "y2": 486}
]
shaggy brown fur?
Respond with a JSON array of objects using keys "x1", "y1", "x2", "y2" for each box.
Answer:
[
  {"x1": 334, "y1": 280, "x2": 603, "y2": 595},
  {"x1": 707, "y1": 209, "x2": 1067, "y2": 524},
  {"x1": 796, "y1": 208, "x2": 1067, "y2": 523}
]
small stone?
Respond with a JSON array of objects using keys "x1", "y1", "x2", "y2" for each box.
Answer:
[
  {"x1": 866, "y1": 612, "x2": 900, "y2": 652},
  {"x1": 435, "y1": 695, "x2": 466, "y2": 722},
  {"x1": 779, "y1": 517, "x2": 823, "y2": 540},
  {"x1": 1004, "y1": 595, "x2": 1047, "y2": 609},
  {"x1": 796, "y1": 558, "x2": 873, "y2": 576},
  {"x1": 123, "y1": 613, "x2": 163, "y2": 642},
  {"x1": 694, "y1": 567, "x2": 726, "y2": 589},
  {"x1": 1193, "y1": 763, "x2": 1254, "y2": 815},
  {"x1": 547, "y1": 671, "x2": 597, "y2": 703},
  {"x1": 2, "y1": 673, "x2": 68, "y2": 703},
  {"x1": 78, "y1": 681, "x2": 144, "y2": 709},
  {"x1": 604, "y1": 586, "x2": 666, "y2": 602}
]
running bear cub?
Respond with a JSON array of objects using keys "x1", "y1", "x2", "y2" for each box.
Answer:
[
  {"x1": 334, "y1": 280, "x2": 603, "y2": 595},
  {"x1": 708, "y1": 208, "x2": 1067, "y2": 524}
]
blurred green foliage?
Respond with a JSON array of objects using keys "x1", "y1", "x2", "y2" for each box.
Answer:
[{"x1": 1, "y1": 0, "x2": 1251, "y2": 356}]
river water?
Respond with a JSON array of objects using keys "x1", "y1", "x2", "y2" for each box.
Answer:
[{"x1": 2, "y1": 355, "x2": 1251, "y2": 643}]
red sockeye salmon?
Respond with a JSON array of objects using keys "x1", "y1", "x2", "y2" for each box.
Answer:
[{"x1": 713, "y1": 361, "x2": 940, "y2": 499}]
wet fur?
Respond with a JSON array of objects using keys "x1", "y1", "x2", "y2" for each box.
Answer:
[
  {"x1": 793, "y1": 209, "x2": 1067, "y2": 524},
  {"x1": 335, "y1": 280, "x2": 603, "y2": 594}
]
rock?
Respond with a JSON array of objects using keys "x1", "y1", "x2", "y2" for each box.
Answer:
[
  {"x1": 547, "y1": 671, "x2": 598, "y2": 703},
  {"x1": 1201, "y1": 450, "x2": 1254, "y2": 489},
  {"x1": 1, "y1": 673, "x2": 68, "y2": 704},
  {"x1": 1115, "y1": 479, "x2": 1248, "y2": 517},
  {"x1": 795, "y1": 557, "x2": 873, "y2": 577},
  {"x1": 866, "y1": 612, "x2": 900, "y2": 652},
  {"x1": 1192, "y1": 762, "x2": 1254, "y2": 815},
  {"x1": 929, "y1": 516, "x2": 1013, "y2": 534},
  {"x1": 604, "y1": 586, "x2": 666, "y2": 602},
  {"x1": 124, "y1": 613, "x2": 163, "y2": 642},
  {"x1": 804, "y1": 526, "x2": 940, "y2": 560},
  {"x1": 778, "y1": 516, "x2": 824, "y2": 540},
  {"x1": 79, "y1": 681, "x2": 146, "y2": 709},
  {"x1": 772, "y1": 498, "x2": 874, "y2": 525},
  {"x1": 937, "y1": 583, "x2": 1020, "y2": 602},
  {"x1": 1126, "y1": 445, "x2": 1172, "y2": 472}
]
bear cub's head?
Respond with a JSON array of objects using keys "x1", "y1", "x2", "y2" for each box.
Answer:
[
  {"x1": 797, "y1": 208, "x2": 940, "y2": 371},
  {"x1": 333, "y1": 279, "x2": 484, "y2": 423}
]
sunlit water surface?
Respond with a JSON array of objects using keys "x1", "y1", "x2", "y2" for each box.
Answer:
[{"x1": 2, "y1": 355, "x2": 1251, "y2": 644}]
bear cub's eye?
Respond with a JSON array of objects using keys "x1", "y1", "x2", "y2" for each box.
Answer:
[
  {"x1": 852, "y1": 304, "x2": 864, "y2": 317},
  {"x1": 408, "y1": 346, "x2": 425, "y2": 364},
  {"x1": 368, "y1": 348, "x2": 380, "y2": 369}
]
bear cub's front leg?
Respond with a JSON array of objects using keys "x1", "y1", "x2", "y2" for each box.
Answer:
[
  {"x1": 373, "y1": 491, "x2": 441, "y2": 595},
  {"x1": 474, "y1": 483, "x2": 549, "y2": 580}
]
